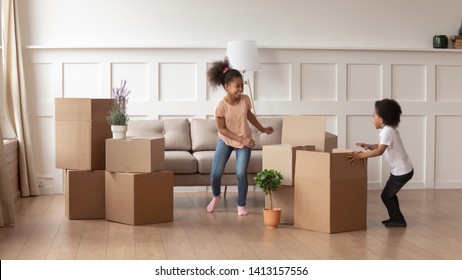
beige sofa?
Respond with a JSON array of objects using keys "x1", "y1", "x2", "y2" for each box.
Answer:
[{"x1": 126, "y1": 118, "x2": 282, "y2": 188}]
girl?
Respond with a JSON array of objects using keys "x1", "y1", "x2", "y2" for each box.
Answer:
[
  {"x1": 206, "y1": 57, "x2": 273, "y2": 216},
  {"x1": 348, "y1": 99, "x2": 413, "y2": 227}
]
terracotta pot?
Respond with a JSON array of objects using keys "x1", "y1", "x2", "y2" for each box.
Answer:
[
  {"x1": 262, "y1": 208, "x2": 282, "y2": 229},
  {"x1": 111, "y1": 125, "x2": 128, "y2": 139}
]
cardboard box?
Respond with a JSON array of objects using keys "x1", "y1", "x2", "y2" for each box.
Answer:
[
  {"x1": 55, "y1": 98, "x2": 113, "y2": 170},
  {"x1": 56, "y1": 121, "x2": 111, "y2": 170},
  {"x1": 105, "y1": 171, "x2": 174, "y2": 225},
  {"x1": 265, "y1": 185, "x2": 294, "y2": 224},
  {"x1": 55, "y1": 98, "x2": 113, "y2": 122},
  {"x1": 281, "y1": 116, "x2": 337, "y2": 152},
  {"x1": 106, "y1": 137, "x2": 165, "y2": 173},
  {"x1": 262, "y1": 144, "x2": 315, "y2": 186},
  {"x1": 332, "y1": 148, "x2": 357, "y2": 153},
  {"x1": 65, "y1": 170, "x2": 105, "y2": 219},
  {"x1": 294, "y1": 150, "x2": 367, "y2": 233}
]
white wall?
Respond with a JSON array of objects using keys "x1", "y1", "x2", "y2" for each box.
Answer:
[
  {"x1": 1, "y1": 1, "x2": 462, "y2": 193},
  {"x1": 18, "y1": 0, "x2": 462, "y2": 49}
]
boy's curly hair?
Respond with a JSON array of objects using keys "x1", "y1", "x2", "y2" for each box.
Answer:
[
  {"x1": 375, "y1": 98, "x2": 402, "y2": 128},
  {"x1": 207, "y1": 57, "x2": 242, "y2": 89}
]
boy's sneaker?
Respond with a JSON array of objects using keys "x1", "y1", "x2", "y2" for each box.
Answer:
[
  {"x1": 384, "y1": 221, "x2": 407, "y2": 227},
  {"x1": 381, "y1": 219, "x2": 391, "y2": 224}
]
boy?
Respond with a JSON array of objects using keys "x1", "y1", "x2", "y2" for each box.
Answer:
[{"x1": 348, "y1": 99, "x2": 413, "y2": 227}]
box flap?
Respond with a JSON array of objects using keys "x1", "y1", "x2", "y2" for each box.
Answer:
[
  {"x1": 325, "y1": 131, "x2": 336, "y2": 138},
  {"x1": 332, "y1": 148, "x2": 357, "y2": 153},
  {"x1": 282, "y1": 115, "x2": 326, "y2": 145},
  {"x1": 295, "y1": 150, "x2": 331, "y2": 179},
  {"x1": 324, "y1": 132, "x2": 338, "y2": 152}
]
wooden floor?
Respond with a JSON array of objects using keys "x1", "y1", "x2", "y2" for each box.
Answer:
[{"x1": 1, "y1": 189, "x2": 462, "y2": 260}]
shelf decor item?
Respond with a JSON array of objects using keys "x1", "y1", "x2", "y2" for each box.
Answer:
[
  {"x1": 433, "y1": 35, "x2": 448, "y2": 49},
  {"x1": 107, "y1": 80, "x2": 130, "y2": 139},
  {"x1": 255, "y1": 169, "x2": 283, "y2": 229},
  {"x1": 453, "y1": 36, "x2": 462, "y2": 49},
  {"x1": 458, "y1": 19, "x2": 462, "y2": 36}
]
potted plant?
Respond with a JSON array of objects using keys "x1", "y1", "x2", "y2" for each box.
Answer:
[
  {"x1": 107, "y1": 79, "x2": 130, "y2": 139},
  {"x1": 254, "y1": 169, "x2": 283, "y2": 229}
]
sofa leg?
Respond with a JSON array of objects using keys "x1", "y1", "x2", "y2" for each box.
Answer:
[{"x1": 224, "y1": 186, "x2": 227, "y2": 198}]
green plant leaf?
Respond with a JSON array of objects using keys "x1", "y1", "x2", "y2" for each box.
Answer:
[{"x1": 254, "y1": 169, "x2": 283, "y2": 210}]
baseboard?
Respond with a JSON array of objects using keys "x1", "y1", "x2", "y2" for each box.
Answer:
[{"x1": 38, "y1": 185, "x2": 57, "y2": 195}]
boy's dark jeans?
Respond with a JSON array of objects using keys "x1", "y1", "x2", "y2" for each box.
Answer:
[{"x1": 381, "y1": 169, "x2": 414, "y2": 223}]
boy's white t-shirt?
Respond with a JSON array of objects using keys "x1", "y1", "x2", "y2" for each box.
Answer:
[{"x1": 379, "y1": 125, "x2": 413, "y2": 176}]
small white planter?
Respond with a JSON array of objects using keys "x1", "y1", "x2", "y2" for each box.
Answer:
[{"x1": 111, "y1": 125, "x2": 128, "y2": 139}]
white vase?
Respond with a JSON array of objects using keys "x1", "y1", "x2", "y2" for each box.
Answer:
[{"x1": 111, "y1": 125, "x2": 128, "y2": 139}]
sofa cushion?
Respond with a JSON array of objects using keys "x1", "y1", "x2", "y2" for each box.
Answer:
[
  {"x1": 193, "y1": 150, "x2": 262, "y2": 174},
  {"x1": 251, "y1": 117, "x2": 283, "y2": 149},
  {"x1": 127, "y1": 119, "x2": 191, "y2": 151},
  {"x1": 127, "y1": 119, "x2": 163, "y2": 138},
  {"x1": 164, "y1": 151, "x2": 197, "y2": 174},
  {"x1": 190, "y1": 118, "x2": 219, "y2": 151},
  {"x1": 162, "y1": 119, "x2": 191, "y2": 151}
]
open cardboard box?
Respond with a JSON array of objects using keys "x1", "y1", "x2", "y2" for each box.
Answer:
[
  {"x1": 262, "y1": 144, "x2": 315, "y2": 186},
  {"x1": 294, "y1": 150, "x2": 368, "y2": 233}
]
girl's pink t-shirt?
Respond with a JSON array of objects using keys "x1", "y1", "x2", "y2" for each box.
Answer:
[{"x1": 214, "y1": 94, "x2": 252, "y2": 148}]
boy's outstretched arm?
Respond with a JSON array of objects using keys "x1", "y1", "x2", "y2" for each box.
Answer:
[
  {"x1": 348, "y1": 144, "x2": 387, "y2": 163},
  {"x1": 356, "y1": 143, "x2": 379, "y2": 150}
]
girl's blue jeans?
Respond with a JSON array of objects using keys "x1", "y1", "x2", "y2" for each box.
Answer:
[{"x1": 210, "y1": 139, "x2": 251, "y2": 206}]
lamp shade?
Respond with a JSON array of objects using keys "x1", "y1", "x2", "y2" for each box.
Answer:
[{"x1": 226, "y1": 40, "x2": 261, "y2": 72}]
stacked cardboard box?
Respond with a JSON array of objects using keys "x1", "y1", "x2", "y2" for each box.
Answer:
[
  {"x1": 106, "y1": 138, "x2": 165, "y2": 173},
  {"x1": 105, "y1": 137, "x2": 173, "y2": 225},
  {"x1": 55, "y1": 98, "x2": 113, "y2": 170},
  {"x1": 65, "y1": 170, "x2": 106, "y2": 219},
  {"x1": 55, "y1": 98, "x2": 113, "y2": 220}
]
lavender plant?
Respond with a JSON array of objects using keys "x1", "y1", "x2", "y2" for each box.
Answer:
[{"x1": 107, "y1": 80, "x2": 130, "y2": 126}]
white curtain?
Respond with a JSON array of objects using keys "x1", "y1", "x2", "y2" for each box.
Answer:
[{"x1": 2, "y1": 0, "x2": 39, "y2": 197}]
